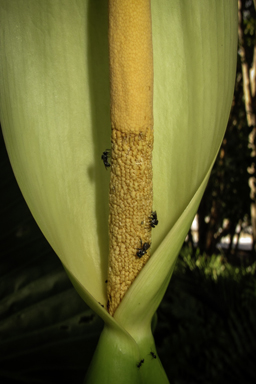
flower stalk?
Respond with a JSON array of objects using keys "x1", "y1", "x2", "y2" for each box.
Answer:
[{"x1": 107, "y1": 0, "x2": 154, "y2": 315}]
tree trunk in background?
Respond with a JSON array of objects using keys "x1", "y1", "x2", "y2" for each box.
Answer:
[{"x1": 238, "y1": 0, "x2": 256, "y2": 255}]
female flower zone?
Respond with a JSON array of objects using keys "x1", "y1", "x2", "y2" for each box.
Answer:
[{"x1": 0, "y1": 1, "x2": 237, "y2": 383}]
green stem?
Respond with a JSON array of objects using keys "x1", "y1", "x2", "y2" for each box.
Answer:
[{"x1": 84, "y1": 324, "x2": 169, "y2": 384}]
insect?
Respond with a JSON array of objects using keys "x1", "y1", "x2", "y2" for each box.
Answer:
[
  {"x1": 136, "y1": 240, "x2": 150, "y2": 258},
  {"x1": 149, "y1": 211, "x2": 158, "y2": 228},
  {"x1": 98, "y1": 302, "x2": 104, "y2": 308},
  {"x1": 101, "y1": 149, "x2": 111, "y2": 170},
  {"x1": 137, "y1": 359, "x2": 144, "y2": 368},
  {"x1": 149, "y1": 351, "x2": 157, "y2": 359}
]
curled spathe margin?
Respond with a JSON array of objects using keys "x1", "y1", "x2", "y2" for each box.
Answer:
[{"x1": 115, "y1": 162, "x2": 214, "y2": 338}]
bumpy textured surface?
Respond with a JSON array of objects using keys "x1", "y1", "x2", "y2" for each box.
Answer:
[
  {"x1": 107, "y1": 128, "x2": 153, "y2": 315},
  {"x1": 107, "y1": 0, "x2": 153, "y2": 315}
]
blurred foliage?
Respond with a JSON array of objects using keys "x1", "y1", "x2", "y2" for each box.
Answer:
[
  {"x1": 242, "y1": 0, "x2": 256, "y2": 53},
  {"x1": 155, "y1": 247, "x2": 256, "y2": 384}
]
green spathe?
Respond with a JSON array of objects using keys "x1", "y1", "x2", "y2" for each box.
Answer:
[{"x1": 0, "y1": 0, "x2": 237, "y2": 382}]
